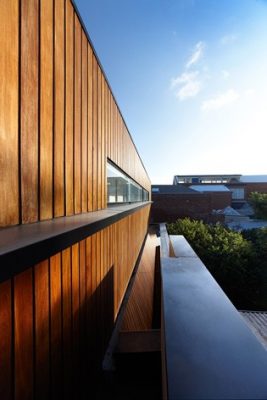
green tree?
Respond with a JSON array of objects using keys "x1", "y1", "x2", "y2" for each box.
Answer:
[
  {"x1": 241, "y1": 227, "x2": 267, "y2": 309},
  {"x1": 168, "y1": 218, "x2": 251, "y2": 271},
  {"x1": 249, "y1": 192, "x2": 267, "y2": 219},
  {"x1": 167, "y1": 218, "x2": 266, "y2": 309}
]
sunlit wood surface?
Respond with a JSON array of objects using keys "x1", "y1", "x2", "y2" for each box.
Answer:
[
  {"x1": 0, "y1": 0, "x2": 150, "y2": 228},
  {"x1": 0, "y1": 206, "x2": 150, "y2": 398},
  {"x1": 0, "y1": 0, "x2": 151, "y2": 397},
  {"x1": 121, "y1": 228, "x2": 159, "y2": 331}
]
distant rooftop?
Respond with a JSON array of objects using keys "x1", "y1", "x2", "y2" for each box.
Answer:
[
  {"x1": 175, "y1": 174, "x2": 241, "y2": 178},
  {"x1": 174, "y1": 174, "x2": 267, "y2": 185},
  {"x1": 240, "y1": 175, "x2": 267, "y2": 183},
  {"x1": 151, "y1": 185, "x2": 196, "y2": 194},
  {"x1": 174, "y1": 174, "x2": 241, "y2": 185},
  {"x1": 190, "y1": 185, "x2": 230, "y2": 192}
]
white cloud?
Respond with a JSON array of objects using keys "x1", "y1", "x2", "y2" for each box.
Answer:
[
  {"x1": 220, "y1": 34, "x2": 237, "y2": 45},
  {"x1": 244, "y1": 89, "x2": 255, "y2": 97},
  {"x1": 201, "y1": 89, "x2": 239, "y2": 111},
  {"x1": 171, "y1": 71, "x2": 201, "y2": 100},
  {"x1": 221, "y1": 69, "x2": 230, "y2": 80},
  {"x1": 186, "y1": 41, "x2": 205, "y2": 69},
  {"x1": 170, "y1": 40, "x2": 206, "y2": 101},
  {"x1": 176, "y1": 80, "x2": 201, "y2": 100},
  {"x1": 171, "y1": 71, "x2": 198, "y2": 88}
]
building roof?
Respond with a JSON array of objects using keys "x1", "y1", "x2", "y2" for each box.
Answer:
[
  {"x1": 227, "y1": 220, "x2": 267, "y2": 231},
  {"x1": 151, "y1": 185, "x2": 196, "y2": 194},
  {"x1": 240, "y1": 175, "x2": 267, "y2": 183},
  {"x1": 175, "y1": 174, "x2": 241, "y2": 178},
  {"x1": 173, "y1": 174, "x2": 242, "y2": 185},
  {"x1": 213, "y1": 206, "x2": 241, "y2": 216},
  {"x1": 189, "y1": 185, "x2": 230, "y2": 192},
  {"x1": 173, "y1": 174, "x2": 267, "y2": 184}
]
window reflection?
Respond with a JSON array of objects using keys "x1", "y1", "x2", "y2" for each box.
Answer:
[{"x1": 107, "y1": 161, "x2": 149, "y2": 204}]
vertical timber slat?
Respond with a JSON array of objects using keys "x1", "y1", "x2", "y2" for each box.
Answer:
[
  {"x1": 50, "y1": 253, "x2": 62, "y2": 398},
  {"x1": 0, "y1": 281, "x2": 12, "y2": 399},
  {"x1": 74, "y1": 14, "x2": 82, "y2": 214},
  {"x1": 65, "y1": 0, "x2": 74, "y2": 216},
  {"x1": 87, "y1": 46, "x2": 93, "y2": 211},
  {"x1": 54, "y1": 0, "x2": 65, "y2": 217},
  {"x1": 72, "y1": 243, "x2": 80, "y2": 391},
  {"x1": 92, "y1": 56, "x2": 98, "y2": 211},
  {"x1": 35, "y1": 260, "x2": 50, "y2": 399},
  {"x1": 0, "y1": 0, "x2": 19, "y2": 227},
  {"x1": 14, "y1": 268, "x2": 34, "y2": 399},
  {"x1": 21, "y1": 0, "x2": 39, "y2": 223},
  {"x1": 81, "y1": 32, "x2": 88, "y2": 213},
  {"x1": 40, "y1": 0, "x2": 53, "y2": 221},
  {"x1": 62, "y1": 247, "x2": 72, "y2": 399},
  {"x1": 97, "y1": 66, "x2": 102, "y2": 210}
]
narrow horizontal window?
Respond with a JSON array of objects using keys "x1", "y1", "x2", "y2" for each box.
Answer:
[{"x1": 107, "y1": 161, "x2": 149, "y2": 205}]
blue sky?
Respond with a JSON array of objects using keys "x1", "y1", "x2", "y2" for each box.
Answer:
[{"x1": 75, "y1": 0, "x2": 267, "y2": 184}]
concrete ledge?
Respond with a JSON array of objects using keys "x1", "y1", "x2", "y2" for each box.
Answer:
[
  {"x1": 161, "y1": 233, "x2": 267, "y2": 399},
  {"x1": 169, "y1": 235, "x2": 198, "y2": 258}
]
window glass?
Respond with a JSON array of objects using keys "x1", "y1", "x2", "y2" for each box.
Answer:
[
  {"x1": 117, "y1": 176, "x2": 129, "y2": 202},
  {"x1": 143, "y1": 188, "x2": 149, "y2": 200},
  {"x1": 231, "y1": 188, "x2": 245, "y2": 200},
  {"x1": 130, "y1": 182, "x2": 142, "y2": 202},
  {"x1": 107, "y1": 161, "x2": 148, "y2": 204}
]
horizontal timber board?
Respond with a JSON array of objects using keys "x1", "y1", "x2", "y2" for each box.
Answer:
[{"x1": 0, "y1": 202, "x2": 151, "y2": 281}]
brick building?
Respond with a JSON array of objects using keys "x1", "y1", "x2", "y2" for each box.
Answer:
[
  {"x1": 151, "y1": 175, "x2": 267, "y2": 223},
  {"x1": 173, "y1": 174, "x2": 267, "y2": 206},
  {"x1": 151, "y1": 185, "x2": 231, "y2": 223}
]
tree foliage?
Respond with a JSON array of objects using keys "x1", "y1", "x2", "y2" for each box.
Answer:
[
  {"x1": 167, "y1": 218, "x2": 267, "y2": 310},
  {"x1": 249, "y1": 192, "x2": 267, "y2": 219}
]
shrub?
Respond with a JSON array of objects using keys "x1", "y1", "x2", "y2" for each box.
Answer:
[
  {"x1": 167, "y1": 218, "x2": 266, "y2": 309},
  {"x1": 249, "y1": 192, "x2": 267, "y2": 219}
]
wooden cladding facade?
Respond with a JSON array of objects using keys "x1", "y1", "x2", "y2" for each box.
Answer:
[
  {"x1": 0, "y1": 0, "x2": 150, "y2": 228},
  {"x1": 0, "y1": 1, "x2": 151, "y2": 397},
  {"x1": 0, "y1": 206, "x2": 150, "y2": 399}
]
